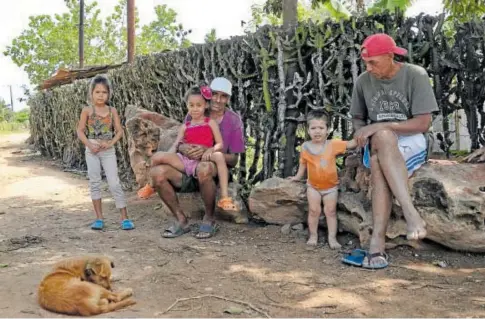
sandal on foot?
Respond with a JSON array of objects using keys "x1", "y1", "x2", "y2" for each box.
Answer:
[
  {"x1": 195, "y1": 223, "x2": 219, "y2": 239},
  {"x1": 362, "y1": 252, "x2": 389, "y2": 269},
  {"x1": 121, "y1": 219, "x2": 135, "y2": 230},
  {"x1": 91, "y1": 219, "x2": 104, "y2": 230},
  {"x1": 341, "y1": 249, "x2": 367, "y2": 267},
  {"x1": 217, "y1": 197, "x2": 237, "y2": 211},
  {"x1": 162, "y1": 223, "x2": 191, "y2": 238},
  {"x1": 137, "y1": 184, "x2": 155, "y2": 199}
]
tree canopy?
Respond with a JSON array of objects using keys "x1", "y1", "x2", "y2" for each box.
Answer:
[
  {"x1": 4, "y1": 0, "x2": 191, "y2": 86},
  {"x1": 261, "y1": 0, "x2": 485, "y2": 22}
]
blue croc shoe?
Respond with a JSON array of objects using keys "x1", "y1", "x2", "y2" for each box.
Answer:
[
  {"x1": 121, "y1": 219, "x2": 135, "y2": 230},
  {"x1": 91, "y1": 219, "x2": 104, "y2": 230}
]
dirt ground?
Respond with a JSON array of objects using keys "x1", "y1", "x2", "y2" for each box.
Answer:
[{"x1": 0, "y1": 132, "x2": 485, "y2": 318}]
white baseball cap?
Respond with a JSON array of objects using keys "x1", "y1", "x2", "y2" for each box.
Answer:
[{"x1": 210, "y1": 77, "x2": 232, "y2": 96}]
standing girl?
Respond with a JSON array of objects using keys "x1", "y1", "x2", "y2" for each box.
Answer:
[
  {"x1": 76, "y1": 74, "x2": 135, "y2": 230},
  {"x1": 289, "y1": 112, "x2": 357, "y2": 249}
]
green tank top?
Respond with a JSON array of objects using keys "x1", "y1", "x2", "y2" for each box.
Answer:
[{"x1": 86, "y1": 106, "x2": 113, "y2": 140}]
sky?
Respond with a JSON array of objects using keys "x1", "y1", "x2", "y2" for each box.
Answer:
[{"x1": 0, "y1": 0, "x2": 443, "y2": 111}]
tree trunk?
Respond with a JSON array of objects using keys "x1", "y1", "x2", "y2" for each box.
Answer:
[
  {"x1": 283, "y1": 0, "x2": 298, "y2": 28},
  {"x1": 282, "y1": 0, "x2": 299, "y2": 177},
  {"x1": 356, "y1": 0, "x2": 365, "y2": 13}
]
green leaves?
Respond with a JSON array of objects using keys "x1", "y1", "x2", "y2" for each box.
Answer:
[
  {"x1": 443, "y1": 0, "x2": 485, "y2": 22},
  {"x1": 204, "y1": 29, "x2": 218, "y2": 44},
  {"x1": 4, "y1": 0, "x2": 190, "y2": 86},
  {"x1": 367, "y1": 0, "x2": 415, "y2": 14}
]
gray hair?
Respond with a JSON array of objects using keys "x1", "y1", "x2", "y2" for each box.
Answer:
[{"x1": 87, "y1": 74, "x2": 113, "y2": 106}]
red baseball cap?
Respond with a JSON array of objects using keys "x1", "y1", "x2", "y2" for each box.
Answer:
[{"x1": 361, "y1": 33, "x2": 407, "y2": 59}]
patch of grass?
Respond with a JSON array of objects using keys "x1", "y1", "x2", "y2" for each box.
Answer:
[{"x1": 0, "y1": 121, "x2": 29, "y2": 134}]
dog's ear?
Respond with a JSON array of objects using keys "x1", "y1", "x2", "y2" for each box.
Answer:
[{"x1": 110, "y1": 261, "x2": 115, "y2": 268}]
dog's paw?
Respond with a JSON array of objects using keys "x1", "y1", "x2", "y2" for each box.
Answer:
[{"x1": 122, "y1": 288, "x2": 133, "y2": 297}]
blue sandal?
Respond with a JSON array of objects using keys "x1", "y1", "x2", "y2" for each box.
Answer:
[
  {"x1": 194, "y1": 223, "x2": 219, "y2": 239},
  {"x1": 341, "y1": 249, "x2": 367, "y2": 267},
  {"x1": 121, "y1": 219, "x2": 135, "y2": 230},
  {"x1": 91, "y1": 219, "x2": 104, "y2": 230},
  {"x1": 362, "y1": 252, "x2": 389, "y2": 269}
]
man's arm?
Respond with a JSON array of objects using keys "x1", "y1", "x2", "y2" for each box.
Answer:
[
  {"x1": 350, "y1": 77, "x2": 368, "y2": 136},
  {"x1": 380, "y1": 114, "x2": 432, "y2": 135},
  {"x1": 225, "y1": 113, "x2": 245, "y2": 168},
  {"x1": 352, "y1": 116, "x2": 367, "y2": 132}
]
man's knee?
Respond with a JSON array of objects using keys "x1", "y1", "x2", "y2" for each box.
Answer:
[
  {"x1": 149, "y1": 165, "x2": 170, "y2": 186},
  {"x1": 196, "y1": 162, "x2": 216, "y2": 182},
  {"x1": 371, "y1": 130, "x2": 398, "y2": 150}
]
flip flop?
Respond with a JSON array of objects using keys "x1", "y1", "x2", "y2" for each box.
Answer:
[
  {"x1": 194, "y1": 223, "x2": 219, "y2": 239},
  {"x1": 137, "y1": 184, "x2": 155, "y2": 199},
  {"x1": 91, "y1": 219, "x2": 104, "y2": 230},
  {"x1": 162, "y1": 223, "x2": 191, "y2": 238},
  {"x1": 217, "y1": 197, "x2": 237, "y2": 211},
  {"x1": 341, "y1": 249, "x2": 367, "y2": 267},
  {"x1": 362, "y1": 252, "x2": 389, "y2": 269},
  {"x1": 121, "y1": 219, "x2": 135, "y2": 230}
]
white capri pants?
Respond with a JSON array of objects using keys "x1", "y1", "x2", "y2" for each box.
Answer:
[{"x1": 85, "y1": 145, "x2": 126, "y2": 209}]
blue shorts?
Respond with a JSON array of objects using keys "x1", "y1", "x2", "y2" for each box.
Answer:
[{"x1": 363, "y1": 133, "x2": 427, "y2": 177}]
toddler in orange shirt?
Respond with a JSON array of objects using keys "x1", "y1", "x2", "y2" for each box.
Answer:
[{"x1": 288, "y1": 112, "x2": 357, "y2": 249}]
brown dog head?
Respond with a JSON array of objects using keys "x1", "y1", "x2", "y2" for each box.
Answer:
[{"x1": 83, "y1": 256, "x2": 115, "y2": 290}]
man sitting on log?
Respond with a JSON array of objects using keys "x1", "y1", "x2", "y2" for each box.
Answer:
[
  {"x1": 150, "y1": 77, "x2": 245, "y2": 239},
  {"x1": 347, "y1": 34, "x2": 439, "y2": 269}
]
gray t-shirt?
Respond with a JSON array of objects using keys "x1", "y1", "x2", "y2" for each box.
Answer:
[{"x1": 350, "y1": 63, "x2": 439, "y2": 123}]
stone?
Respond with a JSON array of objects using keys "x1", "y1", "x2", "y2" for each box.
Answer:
[
  {"x1": 281, "y1": 224, "x2": 292, "y2": 235},
  {"x1": 248, "y1": 160, "x2": 485, "y2": 252},
  {"x1": 125, "y1": 105, "x2": 248, "y2": 224},
  {"x1": 291, "y1": 223, "x2": 304, "y2": 231},
  {"x1": 248, "y1": 178, "x2": 307, "y2": 224}
]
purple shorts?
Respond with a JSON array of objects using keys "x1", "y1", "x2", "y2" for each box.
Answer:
[{"x1": 177, "y1": 153, "x2": 200, "y2": 177}]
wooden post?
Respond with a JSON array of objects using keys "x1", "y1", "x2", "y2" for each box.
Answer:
[
  {"x1": 9, "y1": 85, "x2": 14, "y2": 111},
  {"x1": 455, "y1": 110, "x2": 461, "y2": 151},
  {"x1": 79, "y1": 0, "x2": 84, "y2": 68},
  {"x1": 127, "y1": 0, "x2": 135, "y2": 63}
]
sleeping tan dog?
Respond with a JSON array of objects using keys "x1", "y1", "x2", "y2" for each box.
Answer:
[{"x1": 38, "y1": 256, "x2": 136, "y2": 316}]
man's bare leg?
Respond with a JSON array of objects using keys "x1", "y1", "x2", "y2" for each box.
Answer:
[
  {"x1": 372, "y1": 130, "x2": 427, "y2": 240},
  {"x1": 149, "y1": 164, "x2": 188, "y2": 227},
  {"x1": 195, "y1": 162, "x2": 218, "y2": 238},
  {"x1": 364, "y1": 153, "x2": 393, "y2": 267}
]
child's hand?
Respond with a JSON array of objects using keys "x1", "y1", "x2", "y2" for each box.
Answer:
[
  {"x1": 287, "y1": 176, "x2": 299, "y2": 182},
  {"x1": 202, "y1": 148, "x2": 214, "y2": 161},
  {"x1": 88, "y1": 142, "x2": 100, "y2": 154},
  {"x1": 99, "y1": 141, "x2": 111, "y2": 150}
]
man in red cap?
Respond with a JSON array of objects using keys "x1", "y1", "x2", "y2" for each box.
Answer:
[{"x1": 348, "y1": 33, "x2": 439, "y2": 269}]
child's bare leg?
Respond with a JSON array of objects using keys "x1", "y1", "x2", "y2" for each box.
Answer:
[
  {"x1": 120, "y1": 207, "x2": 128, "y2": 220},
  {"x1": 323, "y1": 190, "x2": 341, "y2": 249},
  {"x1": 307, "y1": 186, "x2": 322, "y2": 246},
  {"x1": 92, "y1": 199, "x2": 103, "y2": 219},
  {"x1": 210, "y1": 152, "x2": 229, "y2": 198},
  {"x1": 150, "y1": 152, "x2": 185, "y2": 172}
]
